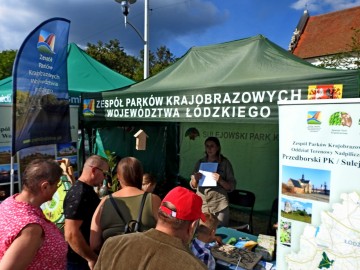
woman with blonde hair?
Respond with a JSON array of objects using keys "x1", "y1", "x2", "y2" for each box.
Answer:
[{"x1": 90, "y1": 157, "x2": 161, "y2": 253}]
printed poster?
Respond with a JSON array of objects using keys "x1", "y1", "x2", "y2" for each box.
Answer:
[
  {"x1": 277, "y1": 98, "x2": 360, "y2": 270},
  {"x1": 12, "y1": 18, "x2": 71, "y2": 153}
]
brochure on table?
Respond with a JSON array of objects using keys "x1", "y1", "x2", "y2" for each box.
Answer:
[{"x1": 277, "y1": 98, "x2": 360, "y2": 270}]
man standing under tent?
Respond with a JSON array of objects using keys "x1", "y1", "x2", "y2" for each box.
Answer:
[{"x1": 64, "y1": 155, "x2": 109, "y2": 270}]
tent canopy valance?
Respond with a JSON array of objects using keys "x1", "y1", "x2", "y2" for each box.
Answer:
[{"x1": 81, "y1": 35, "x2": 360, "y2": 126}]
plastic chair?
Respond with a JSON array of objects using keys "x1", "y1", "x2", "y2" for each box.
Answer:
[
  {"x1": 267, "y1": 198, "x2": 278, "y2": 236},
  {"x1": 228, "y1": 189, "x2": 256, "y2": 234}
]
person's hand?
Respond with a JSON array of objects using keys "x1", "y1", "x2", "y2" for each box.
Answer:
[
  {"x1": 194, "y1": 172, "x2": 202, "y2": 182},
  {"x1": 212, "y1": 173, "x2": 220, "y2": 182},
  {"x1": 214, "y1": 235, "x2": 224, "y2": 246},
  {"x1": 88, "y1": 257, "x2": 97, "y2": 270}
]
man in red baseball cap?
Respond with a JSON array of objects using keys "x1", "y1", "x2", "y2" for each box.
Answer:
[
  {"x1": 160, "y1": 186, "x2": 206, "y2": 222},
  {"x1": 94, "y1": 187, "x2": 207, "y2": 270}
]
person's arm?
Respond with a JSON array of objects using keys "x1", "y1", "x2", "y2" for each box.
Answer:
[
  {"x1": 190, "y1": 173, "x2": 202, "y2": 189},
  {"x1": 214, "y1": 173, "x2": 233, "y2": 191},
  {"x1": 0, "y1": 224, "x2": 43, "y2": 270},
  {"x1": 215, "y1": 159, "x2": 236, "y2": 192},
  {"x1": 190, "y1": 160, "x2": 202, "y2": 189},
  {"x1": 90, "y1": 198, "x2": 106, "y2": 254},
  {"x1": 64, "y1": 219, "x2": 98, "y2": 269}
]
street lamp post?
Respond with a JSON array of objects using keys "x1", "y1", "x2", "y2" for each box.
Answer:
[{"x1": 115, "y1": 0, "x2": 149, "y2": 80}]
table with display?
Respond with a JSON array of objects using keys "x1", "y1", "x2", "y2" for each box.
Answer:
[{"x1": 214, "y1": 227, "x2": 276, "y2": 270}]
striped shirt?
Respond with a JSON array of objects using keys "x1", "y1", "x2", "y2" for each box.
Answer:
[{"x1": 191, "y1": 238, "x2": 216, "y2": 270}]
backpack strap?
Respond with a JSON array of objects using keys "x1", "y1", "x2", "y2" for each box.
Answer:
[
  {"x1": 108, "y1": 193, "x2": 126, "y2": 222},
  {"x1": 134, "y1": 192, "x2": 148, "y2": 232}
]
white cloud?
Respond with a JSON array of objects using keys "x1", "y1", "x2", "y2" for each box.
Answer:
[
  {"x1": 0, "y1": 0, "x2": 226, "y2": 57},
  {"x1": 0, "y1": 0, "x2": 357, "y2": 58},
  {"x1": 291, "y1": 0, "x2": 360, "y2": 12}
]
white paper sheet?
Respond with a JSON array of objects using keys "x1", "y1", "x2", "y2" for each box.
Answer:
[{"x1": 198, "y1": 162, "x2": 218, "y2": 187}]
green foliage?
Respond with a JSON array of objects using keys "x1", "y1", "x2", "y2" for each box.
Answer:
[
  {"x1": 0, "y1": 49, "x2": 17, "y2": 80},
  {"x1": 86, "y1": 39, "x2": 140, "y2": 81},
  {"x1": 279, "y1": 221, "x2": 291, "y2": 244},
  {"x1": 280, "y1": 229, "x2": 290, "y2": 243},
  {"x1": 0, "y1": 40, "x2": 177, "y2": 82},
  {"x1": 329, "y1": 112, "x2": 343, "y2": 126},
  {"x1": 281, "y1": 210, "x2": 311, "y2": 223},
  {"x1": 104, "y1": 150, "x2": 120, "y2": 193},
  {"x1": 151, "y1": 46, "x2": 177, "y2": 75},
  {"x1": 86, "y1": 39, "x2": 178, "y2": 82}
]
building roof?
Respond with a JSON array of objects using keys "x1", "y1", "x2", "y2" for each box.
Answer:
[
  {"x1": 289, "y1": 179, "x2": 302, "y2": 188},
  {"x1": 291, "y1": 6, "x2": 360, "y2": 59}
]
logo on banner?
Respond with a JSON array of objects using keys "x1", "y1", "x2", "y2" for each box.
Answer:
[
  {"x1": 12, "y1": 17, "x2": 71, "y2": 154},
  {"x1": 37, "y1": 30, "x2": 56, "y2": 54},
  {"x1": 307, "y1": 111, "x2": 322, "y2": 132},
  {"x1": 329, "y1": 111, "x2": 353, "y2": 135},
  {"x1": 329, "y1": 112, "x2": 352, "y2": 127},
  {"x1": 307, "y1": 84, "x2": 343, "y2": 100},
  {"x1": 307, "y1": 111, "x2": 322, "y2": 125},
  {"x1": 83, "y1": 99, "x2": 95, "y2": 116}
]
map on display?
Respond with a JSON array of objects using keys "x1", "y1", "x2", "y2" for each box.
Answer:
[{"x1": 286, "y1": 192, "x2": 360, "y2": 270}]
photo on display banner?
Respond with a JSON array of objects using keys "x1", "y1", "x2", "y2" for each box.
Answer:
[
  {"x1": 0, "y1": 146, "x2": 18, "y2": 184},
  {"x1": 279, "y1": 220, "x2": 292, "y2": 247},
  {"x1": 56, "y1": 142, "x2": 77, "y2": 157},
  {"x1": 281, "y1": 197, "x2": 313, "y2": 224},
  {"x1": 18, "y1": 144, "x2": 56, "y2": 176},
  {"x1": 281, "y1": 165, "x2": 331, "y2": 203}
]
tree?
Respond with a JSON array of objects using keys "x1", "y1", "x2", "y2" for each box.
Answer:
[
  {"x1": 0, "y1": 49, "x2": 17, "y2": 80},
  {"x1": 0, "y1": 39, "x2": 178, "y2": 82},
  {"x1": 86, "y1": 39, "x2": 178, "y2": 82},
  {"x1": 151, "y1": 46, "x2": 177, "y2": 77},
  {"x1": 318, "y1": 27, "x2": 360, "y2": 70},
  {"x1": 132, "y1": 46, "x2": 177, "y2": 81},
  {"x1": 85, "y1": 39, "x2": 140, "y2": 81}
]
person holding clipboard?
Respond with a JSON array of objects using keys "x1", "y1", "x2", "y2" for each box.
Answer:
[{"x1": 190, "y1": 137, "x2": 236, "y2": 227}]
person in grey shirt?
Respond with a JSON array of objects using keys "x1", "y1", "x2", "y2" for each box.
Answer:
[{"x1": 190, "y1": 136, "x2": 236, "y2": 226}]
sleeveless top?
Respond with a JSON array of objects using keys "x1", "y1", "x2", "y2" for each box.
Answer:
[
  {"x1": 100, "y1": 193, "x2": 156, "y2": 241},
  {"x1": 0, "y1": 194, "x2": 68, "y2": 270}
]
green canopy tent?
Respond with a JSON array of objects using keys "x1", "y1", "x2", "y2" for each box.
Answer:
[
  {"x1": 0, "y1": 77, "x2": 12, "y2": 103},
  {"x1": 0, "y1": 43, "x2": 134, "y2": 105},
  {"x1": 81, "y1": 35, "x2": 360, "y2": 209}
]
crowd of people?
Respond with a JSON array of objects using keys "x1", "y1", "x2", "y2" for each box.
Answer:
[{"x1": 0, "y1": 136, "x2": 236, "y2": 270}]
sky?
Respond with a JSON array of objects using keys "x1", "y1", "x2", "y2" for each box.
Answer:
[
  {"x1": 281, "y1": 197, "x2": 312, "y2": 214},
  {"x1": 1, "y1": 0, "x2": 360, "y2": 58}
]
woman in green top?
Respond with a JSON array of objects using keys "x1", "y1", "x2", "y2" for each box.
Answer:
[
  {"x1": 190, "y1": 137, "x2": 236, "y2": 227},
  {"x1": 90, "y1": 157, "x2": 161, "y2": 253}
]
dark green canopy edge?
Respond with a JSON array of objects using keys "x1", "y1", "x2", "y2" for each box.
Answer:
[{"x1": 81, "y1": 35, "x2": 360, "y2": 126}]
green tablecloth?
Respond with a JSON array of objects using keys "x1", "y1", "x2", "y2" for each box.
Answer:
[
  {"x1": 215, "y1": 227, "x2": 275, "y2": 270},
  {"x1": 216, "y1": 226, "x2": 257, "y2": 243}
]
